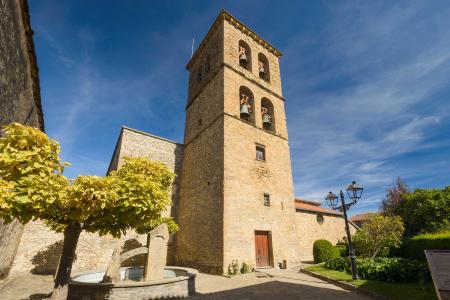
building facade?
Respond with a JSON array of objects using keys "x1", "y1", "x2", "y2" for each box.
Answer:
[
  {"x1": 294, "y1": 199, "x2": 358, "y2": 261},
  {"x1": 4, "y1": 9, "x2": 358, "y2": 278}
]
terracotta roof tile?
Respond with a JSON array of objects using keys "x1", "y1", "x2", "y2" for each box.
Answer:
[
  {"x1": 294, "y1": 201, "x2": 342, "y2": 216},
  {"x1": 294, "y1": 198, "x2": 321, "y2": 206}
]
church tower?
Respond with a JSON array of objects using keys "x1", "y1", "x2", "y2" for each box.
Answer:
[{"x1": 176, "y1": 10, "x2": 300, "y2": 273}]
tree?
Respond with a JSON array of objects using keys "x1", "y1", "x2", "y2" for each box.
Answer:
[
  {"x1": 401, "y1": 187, "x2": 450, "y2": 235},
  {"x1": 352, "y1": 215, "x2": 404, "y2": 259},
  {"x1": 380, "y1": 177, "x2": 409, "y2": 216},
  {"x1": 0, "y1": 123, "x2": 177, "y2": 300}
]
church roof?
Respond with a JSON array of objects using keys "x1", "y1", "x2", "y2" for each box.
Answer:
[
  {"x1": 186, "y1": 9, "x2": 282, "y2": 70},
  {"x1": 294, "y1": 198, "x2": 343, "y2": 216}
]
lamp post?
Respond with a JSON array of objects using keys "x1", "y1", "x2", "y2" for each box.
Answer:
[{"x1": 325, "y1": 181, "x2": 363, "y2": 280}]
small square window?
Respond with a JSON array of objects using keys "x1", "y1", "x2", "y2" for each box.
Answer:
[
  {"x1": 264, "y1": 194, "x2": 270, "y2": 206},
  {"x1": 256, "y1": 145, "x2": 265, "y2": 161}
]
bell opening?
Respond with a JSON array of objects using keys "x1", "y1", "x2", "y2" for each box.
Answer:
[
  {"x1": 239, "y1": 42, "x2": 251, "y2": 71},
  {"x1": 261, "y1": 100, "x2": 274, "y2": 132}
]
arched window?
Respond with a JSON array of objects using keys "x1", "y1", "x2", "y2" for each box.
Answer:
[
  {"x1": 258, "y1": 53, "x2": 270, "y2": 82},
  {"x1": 239, "y1": 86, "x2": 255, "y2": 124},
  {"x1": 238, "y1": 40, "x2": 252, "y2": 71},
  {"x1": 261, "y1": 98, "x2": 275, "y2": 132}
]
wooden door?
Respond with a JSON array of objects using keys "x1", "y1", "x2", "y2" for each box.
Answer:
[{"x1": 255, "y1": 231, "x2": 270, "y2": 267}]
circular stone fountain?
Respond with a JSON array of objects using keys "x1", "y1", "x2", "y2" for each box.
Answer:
[
  {"x1": 68, "y1": 224, "x2": 198, "y2": 299},
  {"x1": 69, "y1": 266, "x2": 197, "y2": 300}
]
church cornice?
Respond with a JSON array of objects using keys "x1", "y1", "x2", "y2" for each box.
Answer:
[{"x1": 186, "y1": 9, "x2": 282, "y2": 71}]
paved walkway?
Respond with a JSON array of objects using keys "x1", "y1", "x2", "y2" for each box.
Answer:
[
  {"x1": 191, "y1": 268, "x2": 372, "y2": 300},
  {"x1": 0, "y1": 268, "x2": 372, "y2": 300}
]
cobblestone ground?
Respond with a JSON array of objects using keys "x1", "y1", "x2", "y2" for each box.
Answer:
[{"x1": 0, "y1": 268, "x2": 372, "y2": 300}]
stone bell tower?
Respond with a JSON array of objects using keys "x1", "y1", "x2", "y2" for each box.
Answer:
[{"x1": 175, "y1": 10, "x2": 300, "y2": 273}]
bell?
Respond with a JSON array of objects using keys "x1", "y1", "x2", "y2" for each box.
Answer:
[
  {"x1": 259, "y1": 69, "x2": 266, "y2": 79},
  {"x1": 262, "y1": 113, "x2": 271, "y2": 125},
  {"x1": 240, "y1": 103, "x2": 250, "y2": 116},
  {"x1": 239, "y1": 53, "x2": 247, "y2": 65},
  {"x1": 259, "y1": 64, "x2": 265, "y2": 75}
]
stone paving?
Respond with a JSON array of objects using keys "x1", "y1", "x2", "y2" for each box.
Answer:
[{"x1": 0, "y1": 268, "x2": 372, "y2": 300}]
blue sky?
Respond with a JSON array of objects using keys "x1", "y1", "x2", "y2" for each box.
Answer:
[{"x1": 29, "y1": 1, "x2": 450, "y2": 216}]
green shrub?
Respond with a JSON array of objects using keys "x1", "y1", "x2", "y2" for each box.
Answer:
[
  {"x1": 331, "y1": 246, "x2": 341, "y2": 259},
  {"x1": 324, "y1": 257, "x2": 430, "y2": 282},
  {"x1": 325, "y1": 257, "x2": 348, "y2": 271},
  {"x1": 228, "y1": 260, "x2": 240, "y2": 275},
  {"x1": 334, "y1": 245, "x2": 347, "y2": 257},
  {"x1": 399, "y1": 230, "x2": 450, "y2": 261},
  {"x1": 240, "y1": 262, "x2": 252, "y2": 274},
  {"x1": 313, "y1": 239, "x2": 338, "y2": 263}
]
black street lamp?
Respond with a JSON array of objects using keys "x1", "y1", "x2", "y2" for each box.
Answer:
[{"x1": 325, "y1": 181, "x2": 363, "y2": 280}]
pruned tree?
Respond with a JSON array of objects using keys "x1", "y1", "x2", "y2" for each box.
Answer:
[
  {"x1": 0, "y1": 123, "x2": 177, "y2": 300},
  {"x1": 353, "y1": 215, "x2": 404, "y2": 259},
  {"x1": 379, "y1": 177, "x2": 409, "y2": 216}
]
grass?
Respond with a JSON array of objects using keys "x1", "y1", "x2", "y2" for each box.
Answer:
[{"x1": 305, "y1": 265, "x2": 437, "y2": 300}]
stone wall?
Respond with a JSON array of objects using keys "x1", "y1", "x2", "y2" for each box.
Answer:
[
  {"x1": 295, "y1": 211, "x2": 357, "y2": 261},
  {"x1": 0, "y1": 0, "x2": 44, "y2": 279},
  {"x1": 108, "y1": 126, "x2": 183, "y2": 224},
  {"x1": 10, "y1": 221, "x2": 147, "y2": 276},
  {"x1": 176, "y1": 117, "x2": 225, "y2": 273},
  {"x1": 176, "y1": 19, "x2": 226, "y2": 274},
  {"x1": 0, "y1": 0, "x2": 44, "y2": 130}
]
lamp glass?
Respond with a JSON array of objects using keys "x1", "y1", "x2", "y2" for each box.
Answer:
[
  {"x1": 325, "y1": 192, "x2": 338, "y2": 207},
  {"x1": 346, "y1": 181, "x2": 363, "y2": 201}
]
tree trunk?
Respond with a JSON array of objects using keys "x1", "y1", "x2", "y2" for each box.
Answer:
[
  {"x1": 51, "y1": 222, "x2": 82, "y2": 300},
  {"x1": 371, "y1": 248, "x2": 379, "y2": 260}
]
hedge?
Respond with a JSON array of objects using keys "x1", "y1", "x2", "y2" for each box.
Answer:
[
  {"x1": 313, "y1": 240, "x2": 340, "y2": 263},
  {"x1": 324, "y1": 257, "x2": 431, "y2": 282},
  {"x1": 399, "y1": 230, "x2": 450, "y2": 261}
]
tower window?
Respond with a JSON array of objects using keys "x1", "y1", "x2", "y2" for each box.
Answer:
[
  {"x1": 239, "y1": 86, "x2": 255, "y2": 125},
  {"x1": 258, "y1": 53, "x2": 270, "y2": 82},
  {"x1": 264, "y1": 193, "x2": 270, "y2": 206},
  {"x1": 256, "y1": 145, "x2": 265, "y2": 161},
  {"x1": 238, "y1": 40, "x2": 252, "y2": 71},
  {"x1": 261, "y1": 98, "x2": 275, "y2": 133}
]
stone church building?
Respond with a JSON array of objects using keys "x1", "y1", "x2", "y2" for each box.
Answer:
[
  {"x1": 107, "y1": 11, "x2": 357, "y2": 273},
  {"x1": 3, "y1": 9, "x2": 356, "y2": 278}
]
